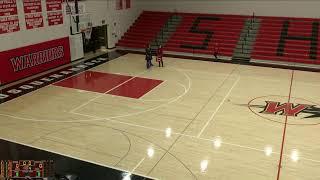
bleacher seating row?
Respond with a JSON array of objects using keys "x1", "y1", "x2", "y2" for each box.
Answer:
[
  {"x1": 117, "y1": 11, "x2": 172, "y2": 48},
  {"x1": 165, "y1": 13, "x2": 246, "y2": 57},
  {"x1": 251, "y1": 18, "x2": 320, "y2": 65},
  {"x1": 117, "y1": 11, "x2": 320, "y2": 67}
]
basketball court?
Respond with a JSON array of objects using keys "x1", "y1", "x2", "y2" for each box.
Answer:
[{"x1": 0, "y1": 53, "x2": 319, "y2": 179}]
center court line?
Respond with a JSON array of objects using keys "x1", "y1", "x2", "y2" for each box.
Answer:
[
  {"x1": 276, "y1": 70, "x2": 294, "y2": 180},
  {"x1": 69, "y1": 69, "x2": 149, "y2": 113},
  {"x1": 197, "y1": 76, "x2": 241, "y2": 138}
]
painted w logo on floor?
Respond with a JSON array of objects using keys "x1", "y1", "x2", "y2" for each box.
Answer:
[{"x1": 261, "y1": 101, "x2": 312, "y2": 117}]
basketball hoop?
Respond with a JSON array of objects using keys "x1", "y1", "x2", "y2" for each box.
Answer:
[{"x1": 69, "y1": 13, "x2": 92, "y2": 35}]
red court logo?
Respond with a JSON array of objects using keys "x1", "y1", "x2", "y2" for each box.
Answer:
[
  {"x1": 248, "y1": 96, "x2": 320, "y2": 125},
  {"x1": 261, "y1": 101, "x2": 312, "y2": 117}
]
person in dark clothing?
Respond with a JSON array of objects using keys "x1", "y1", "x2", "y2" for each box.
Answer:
[
  {"x1": 145, "y1": 45, "x2": 153, "y2": 68},
  {"x1": 157, "y1": 45, "x2": 164, "y2": 67},
  {"x1": 213, "y1": 43, "x2": 219, "y2": 60}
]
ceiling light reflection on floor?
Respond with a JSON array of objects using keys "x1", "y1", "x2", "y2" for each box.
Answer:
[
  {"x1": 147, "y1": 147, "x2": 154, "y2": 158},
  {"x1": 290, "y1": 149, "x2": 299, "y2": 162},
  {"x1": 200, "y1": 160, "x2": 209, "y2": 173},
  {"x1": 122, "y1": 172, "x2": 131, "y2": 180},
  {"x1": 264, "y1": 145, "x2": 273, "y2": 156},
  {"x1": 212, "y1": 136, "x2": 222, "y2": 149},
  {"x1": 165, "y1": 128, "x2": 172, "y2": 138}
]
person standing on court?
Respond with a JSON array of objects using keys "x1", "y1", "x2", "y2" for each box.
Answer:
[
  {"x1": 157, "y1": 45, "x2": 164, "y2": 67},
  {"x1": 145, "y1": 44, "x2": 153, "y2": 69},
  {"x1": 213, "y1": 43, "x2": 219, "y2": 60}
]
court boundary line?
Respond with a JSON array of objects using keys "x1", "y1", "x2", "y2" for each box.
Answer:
[{"x1": 276, "y1": 70, "x2": 294, "y2": 180}]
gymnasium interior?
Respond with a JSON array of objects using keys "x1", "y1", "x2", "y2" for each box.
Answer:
[{"x1": 1, "y1": 0, "x2": 320, "y2": 180}]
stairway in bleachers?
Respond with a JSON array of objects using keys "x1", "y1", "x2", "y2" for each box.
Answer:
[
  {"x1": 232, "y1": 18, "x2": 261, "y2": 63},
  {"x1": 164, "y1": 13, "x2": 247, "y2": 59},
  {"x1": 150, "y1": 15, "x2": 183, "y2": 50}
]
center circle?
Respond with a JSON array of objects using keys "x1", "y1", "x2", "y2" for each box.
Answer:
[{"x1": 248, "y1": 95, "x2": 320, "y2": 125}]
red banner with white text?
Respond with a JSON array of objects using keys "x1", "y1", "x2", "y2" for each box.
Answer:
[
  {"x1": 0, "y1": 0, "x2": 19, "y2": 34},
  {"x1": 23, "y1": 0, "x2": 44, "y2": 30},
  {"x1": 23, "y1": 0, "x2": 42, "y2": 13},
  {"x1": 25, "y1": 13, "x2": 43, "y2": 29},
  {"x1": 46, "y1": 0, "x2": 62, "y2": 11},
  {"x1": 48, "y1": 11, "x2": 63, "y2": 26},
  {"x1": 0, "y1": 0, "x2": 18, "y2": 16},
  {"x1": 0, "y1": 37, "x2": 71, "y2": 84},
  {"x1": 0, "y1": 15, "x2": 19, "y2": 34}
]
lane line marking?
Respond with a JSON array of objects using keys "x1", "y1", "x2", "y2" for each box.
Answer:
[{"x1": 69, "y1": 70, "x2": 149, "y2": 113}]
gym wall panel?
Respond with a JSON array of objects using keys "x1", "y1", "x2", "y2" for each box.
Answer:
[
  {"x1": 137, "y1": 0, "x2": 320, "y2": 18},
  {"x1": 0, "y1": 0, "x2": 70, "y2": 85},
  {"x1": 0, "y1": 0, "x2": 69, "y2": 52},
  {"x1": 84, "y1": 0, "x2": 142, "y2": 48}
]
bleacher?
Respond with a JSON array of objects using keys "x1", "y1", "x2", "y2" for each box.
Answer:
[
  {"x1": 164, "y1": 13, "x2": 247, "y2": 58},
  {"x1": 116, "y1": 11, "x2": 171, "y2": 49},
  {"x1": 117, "y1": 11, "x2": 320, "y2": 69},
  {"x1": 252, "y1": 16, "x2": 320, "y2": 65},
  {"x1": 117, "y1": 11, "x2": 247, "y2": 59}
]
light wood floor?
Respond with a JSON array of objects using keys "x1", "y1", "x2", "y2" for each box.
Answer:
[{"x1": 0, "y1": 53, "x2": 320, "y2": 180}]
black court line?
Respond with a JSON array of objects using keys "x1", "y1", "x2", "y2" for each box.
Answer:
[
  {"x1": 0, "y1": 51, "x2": 126, "y2": 105},
  {"x1": 276, "y1": 70, "x2": 295, "y2": 180}
]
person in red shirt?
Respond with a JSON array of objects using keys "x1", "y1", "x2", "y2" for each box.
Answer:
[
  {"x1": 157, "y1": 45, "x2": 164, "y2": 67},
  {"x1": 213, "y1": 43, "x2": 219, "y2": 60}
]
